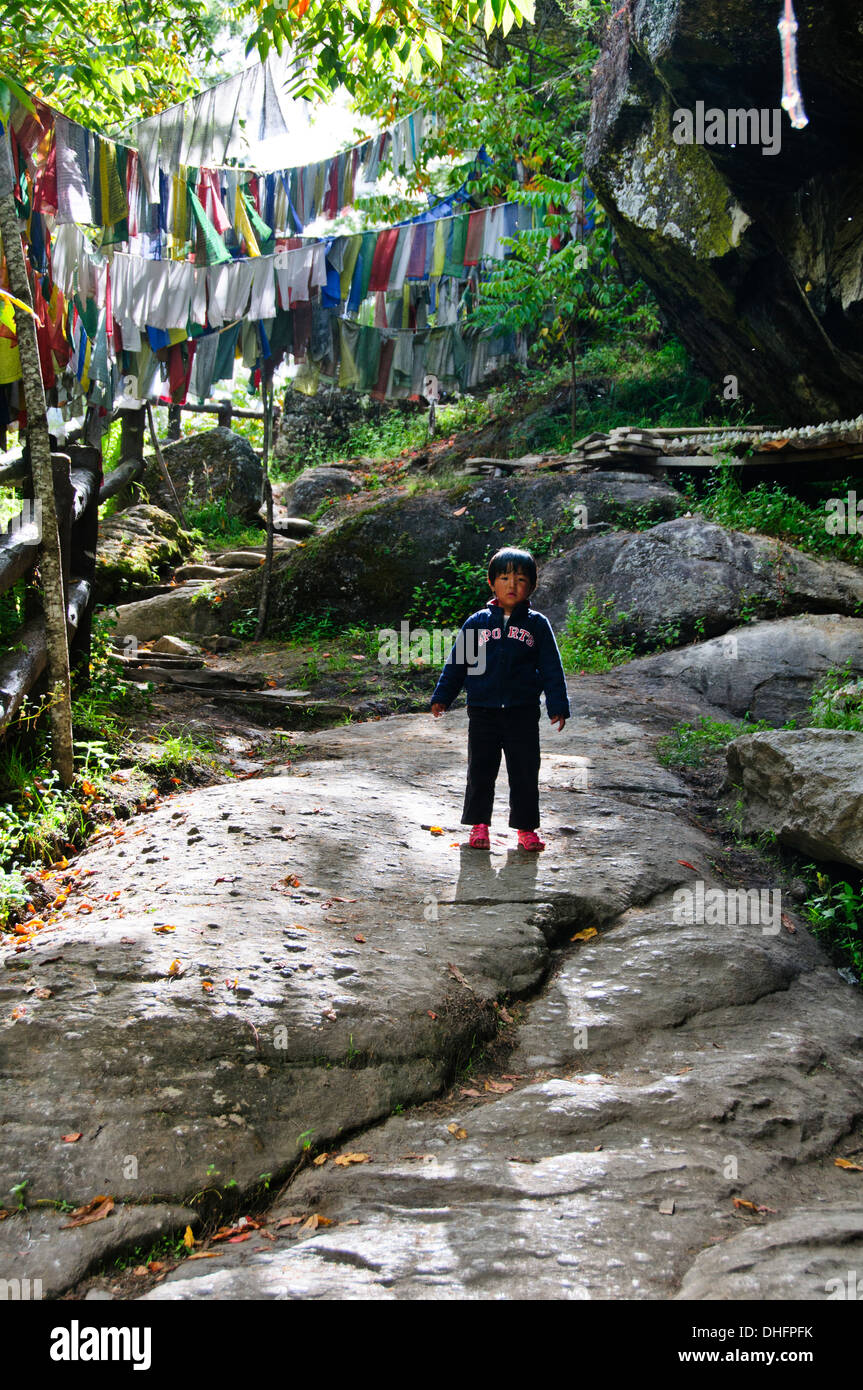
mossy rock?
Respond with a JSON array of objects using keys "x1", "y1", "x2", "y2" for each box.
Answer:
[{"x1": 96, "y1": 505, "x2": 197, "y2": 602}]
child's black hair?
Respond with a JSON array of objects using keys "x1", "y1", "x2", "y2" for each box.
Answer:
[{"x1": 487, "y1": 547, "x2": 537, "y2": 590}]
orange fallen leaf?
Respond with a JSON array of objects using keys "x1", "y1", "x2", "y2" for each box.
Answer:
[
  {"x1": 732, "y1": 1198, "x2": 759, "y2": 1212},
  {"x1": 186, "y1": 1251, "x2": 220, "y2": 1261},
  {"x1": 76, "y1": 904, "x2": 93, "y2": 915},
  {"x1": 333, "y1": 1152, "x2": 370, "y2": 1167},
  {"x1": 167, "y1": 959, "x2": 184, "y2": 976},
  {"x1": 183, "y1": 1225, "x2": 196, "y2": 1248},
  {"x1": 147, "y1": 1260, "x2": 165, "y2": 1273},
  {"x1": 61, "y1": 1195, "x2": 115, "y2": 1229},
  {"x1": 571, "y1": 928, "x2": 598, "y2": 942},
  {"x1": 677, "y1": 860, "x2": 697, "y2": 872},
  {"x1": 312, "y1": 1154, "x2": 329, "y2": 1167},
  {"x1": 835, "y1": 1157, "x2": 863, "y2": 1172},
  {"x1": 282, "y1": 874, "x2": 301, "y2": 887},
  {"x1": 429, "y1": 826, "x2": 444, "y2": 835},
  {"x1": 276, "y1": 1216, "x2": 304, "y2": 1228},
  {"x1": 61, "y1": 1132, "x2": 83, "y2": 1143},
  {"x1": 452, "y1": 506, "x2": 467, "y2": 516},
  {"x1": 484, "y1": 1080, "x2": 513, "y2": 1094},
  {"x1": 153, "y1": 924, "x2": 176, "y2": 933},
  {"x1": 201, "y1": 980, "x2": 214, "y2": 993},
  {"x1": 427, "y1": 1010, "x2": 437, "y2": 1020},
  {"x1": 460, "y1": 1088, "x2": 481, "y2": 1098},
  {"x1": 81, "y1": 781, "x2": 97, "y2": 797},
  {"x1": 227, "y1": 1232, "x2": 252, "y2": 1243},
  {"x1": 354, "y1": 933, "x2": 366, "y2": 943},
  {"x1": 447, "y1": 1123, "x2": 467, "y2": 1140}
]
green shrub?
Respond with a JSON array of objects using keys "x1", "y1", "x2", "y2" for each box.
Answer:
[{"x1": 558, "y1": 588, "x2": 635, "y2": 673}]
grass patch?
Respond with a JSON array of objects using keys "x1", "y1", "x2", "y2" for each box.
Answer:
[
  {"x1": 683, "y1": 463, "x2": 863, "y2": 569},
  {"x1": 558, "y1": 589, "x2": 636, "y2": 673},
  {"x1": 809, "y1": 661, "x2": 863, "y2": 731},
  {"x1": 656, "y1": 715, "x2": 773, "y2": 768},
  {"x1": 185, "y1": 497, "x2": 264, "y2": 554},
  {"x1": 803, "y1": 869, "x2": 863, "y2": 983}
]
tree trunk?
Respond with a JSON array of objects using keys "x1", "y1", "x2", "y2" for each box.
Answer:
[
  {"x1": 0, "y1": 131, "x2": 75, "y2": 785},
  {"x1": 256, "y1": 374, "x2": 275, "y2": 641},
  {"x1": 569, "y1": 332, "x2": 578, "y2": 444}
]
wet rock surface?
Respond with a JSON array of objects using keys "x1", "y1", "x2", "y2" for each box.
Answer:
[{"x1": 2, "y1": 668, "x2": 862, "y2": 1301}]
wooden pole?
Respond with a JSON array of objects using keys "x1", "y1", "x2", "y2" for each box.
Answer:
[
  {"x1": 0, "y1": 127, "x2": 75, "y2": 785},
  {"x1": 145, "y1": 401, "x2": 188, "y2": 529},
  {"x1": 255, "y1": 372, "x2": 275, "y2": 642}
]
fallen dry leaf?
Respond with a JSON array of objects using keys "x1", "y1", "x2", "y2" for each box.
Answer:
[
  {"x1": 333, "y1": 1152, "x2": 370, "y2": 1167},
  {"x1": 186, "y1": 1251, "x2": 220, "y2": 1261},
  {"x1": 61, "y1": 1132, "x2": 82, "y2": 1143},
  {"x1": 484, "y1": 1080, "x2": 513, "y2": 1094},
  {"x1": 447, "y1": 1123, "x2": 467, "y2": 1140},
  {"x1": 312, "y1": 1154, "x2": 329, "y2": 1167},
  {"x1": 452, "y1": 506, "x2": 467, "y2": 516},
  {"x1": 34, "y1": 988, "x2": 52, "y2": 999},
  {"x1": 167, "y1": 959, "x2": 185, "y2": 977},
  {"x1": 132, "y1": 1265, "x2": 149, "y2": 1276},
  {"x1": 677, "y1": 860, "x2": 697, "y2": 872},
  {"x1": 835, "y1": 1157, "x2": 863, "y2": 1172},
  {"x1": 61, "y1": 1195, "x2": 114, "y2": 1229},
  {"x1": 459, "y1": 1088, "x2": 481, "y2": 1098},
  {"x1": 153, "y1": 924, "x2": 176, "y2": 934},
  {"x1": 781, "y1": 913, "x2": 797, "y2": 934},
  {"x1": 571, "y1": 928, "x2": 598, "y2": 942},
  {"x1": 448, "y1": 963, "x2": 471, "y2": 989},
  {"x1": 276, "y1": 1216, "x2": 304, "y2": 1228},
  {"x1": 201, "y1": 980, "x2": 214, "y2": 993},
  {"x1": 732, "y1": 1198, "x2": 759, "y2": 1212},
  {"x1": 354, "y1": 933, "x2": 366, "y2": 943},
  {"x1": 500, "y1": 1074, "x2": 523, "y2": 1081},
  {"x1": 183, "y1": 1225, "x2": 196, "y2": 1248},
  {"x1": 427, "y1": 1010, "x2": 438, "y2": 1020}
]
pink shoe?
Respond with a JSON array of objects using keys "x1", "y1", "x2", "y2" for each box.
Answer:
[
  {"x1": 517, "y1": 829, "x2": 545, "y2": 852},
  {"x1": 469, "y1": 823, "x2": 490, "y2": 848}
]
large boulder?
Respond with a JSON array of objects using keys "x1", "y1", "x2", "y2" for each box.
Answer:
[
  {"x1": 586, "y1": 0, "x2": 863, "y2": 420},
  {"x1": 539, "y1": 518, "x2": 863, "y2": 643},
  {"x1": 278, "y1": 466, "x2": 357, "y2": 518},
  {"x1": 624, "y1": 614, "x2": 863, "y2": 723},
  {"x1": 95, "y1": 504, "x2": 196, "y2": 602},
  {"x1": 141, "y1": 428, "x2": 263, "y2": 522},
  {"x1": 726, "y1": 728, "x2": 863, "y2": 870},
  {"x1": 269, "y1": 472, "x2": 682, "y2": 628}
]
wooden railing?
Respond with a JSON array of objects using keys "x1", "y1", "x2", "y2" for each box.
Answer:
[{"x1": 0, "y1": 444, "x2": 101, "y2": 735}]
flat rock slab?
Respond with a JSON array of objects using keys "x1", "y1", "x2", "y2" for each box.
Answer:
[
  {"x1": 675, "y1": 1207, "x2": 863, "y2": 1300},
  {"x1": 5, "y1": 696, "x2": 863, "y2": 1300},
  {"x1": 0, "y1": 705, "x2": 710, "y2": 1283},
  {"x1": 0, "y1": 1204, "x2": 196, "y2": 1300}
]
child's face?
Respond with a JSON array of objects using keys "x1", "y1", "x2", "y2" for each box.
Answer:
[{"x1": 489, "y1": 566, "x2": 533, "y2": 613}]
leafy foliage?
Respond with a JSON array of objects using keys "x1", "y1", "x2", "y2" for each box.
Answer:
[
  {"x1": 558, "y1": 587, "x2": 635, "y2": 673},
  {"x1": 0, "y1": 0, "x2": 228, "y2": 127}
]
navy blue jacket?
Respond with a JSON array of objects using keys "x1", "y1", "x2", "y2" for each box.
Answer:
[{"x1": 430, "y1": 597, "x2": 571, "y2": 718}]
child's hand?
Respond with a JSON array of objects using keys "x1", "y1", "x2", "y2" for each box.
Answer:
[
  {"x1": 550, "y1": 716, "x2": 566, "y2": 732},
  {"x1": 431, "y1": 703, "x2": 446, "y2": 719}
]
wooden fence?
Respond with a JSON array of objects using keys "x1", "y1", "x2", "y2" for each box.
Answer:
[
  {"x1": 0, "y1": 443, "x2": 101, "y2": 736},
  {"x1": 0, "y1": 395, "x2": 282, "y2": 738}
]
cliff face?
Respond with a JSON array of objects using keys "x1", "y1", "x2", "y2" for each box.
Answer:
[{"x1": 586, "y1": 1, "x2": 863, "y2": 422}]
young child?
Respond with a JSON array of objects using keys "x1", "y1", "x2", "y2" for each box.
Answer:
[{"x1": 430, "y1": 547, "x2": 569, "y2": 851}]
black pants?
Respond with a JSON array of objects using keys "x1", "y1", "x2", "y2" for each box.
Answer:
[{"x1": 462, "y1": 705, "x2": 541, "y2": 830}]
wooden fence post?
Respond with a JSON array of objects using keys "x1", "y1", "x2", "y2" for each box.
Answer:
[{"x1": 0, "y1": 125, "x2": 75, "y2": 785}]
